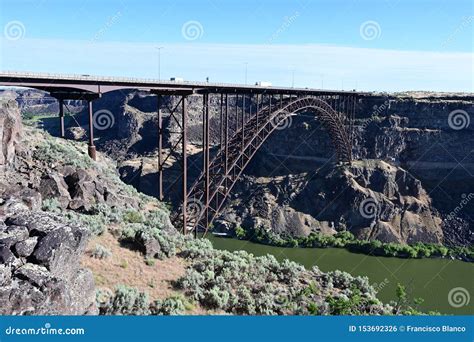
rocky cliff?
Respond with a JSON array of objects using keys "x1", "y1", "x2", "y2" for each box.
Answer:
[
  {"x1": 0, "y1": 101, "x2": 98, "y2": 314},
  {"x1": 2, "y1": 89, "x2": 472, "y2": 247},
  {"x1": 219, "y1": 160, "x2": 444, "y2": 245}
]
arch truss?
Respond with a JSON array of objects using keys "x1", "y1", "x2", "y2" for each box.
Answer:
[{"x1": 169, "y1": 93, "x2": 358, "y2": 236}]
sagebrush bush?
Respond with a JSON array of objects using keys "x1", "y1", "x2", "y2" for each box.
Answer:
[
  {"x1": 122, "y1": 209, "x2": 144, "y2": 224},
  {"x1": 41, "y1": 198, "x2": 61, "y2": 213},
  {"x1": 98, "y1": 285, "x2": 150, "y2": 315},
  {"x1": 34, "y1": 136, "x2": 93, "y2": 169},
  {"x1": 91, "y1": 244, "x2": 112, "y2": 259},
  {"x1": 150, "y1": 296, "x2": 187, "y2": 315}
]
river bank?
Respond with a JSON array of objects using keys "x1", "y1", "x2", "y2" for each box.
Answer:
[{"x1": 207, "y1": 235, "x2": 474, "y2": 315}]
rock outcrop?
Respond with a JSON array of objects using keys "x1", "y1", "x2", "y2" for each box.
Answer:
[
  {"x1": 0, "y1": 208, "x2": 97, "y2": 315},
  {"x1": 0, "y1": 100, "x2": 22, "y2": 169},
  {"x1": 2, "y1": 88, "x2": 472, "y2": 246},
  {"x1": 221, "y1": 160, "x2": 444, "y2": 244},
  {"x1": 0, "y1": 97, "x2": 98, "y2": 315}
]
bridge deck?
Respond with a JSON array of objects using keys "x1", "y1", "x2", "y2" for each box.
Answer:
[{"x1": 0, "y1": 71, "x2": 364, "y2": 96}]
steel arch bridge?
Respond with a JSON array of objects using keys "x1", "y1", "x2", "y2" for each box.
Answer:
[
  {"x1": 174, "y1": 94, "x2": 356, "y2": 235},
  {"x1": 0, "y1": 72, "x2": 360, "y2": 236}
]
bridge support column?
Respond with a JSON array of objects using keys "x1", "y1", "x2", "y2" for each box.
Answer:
[
  {"x1": 256, "y1": 94, "x2": 260, "y2": 127},
  {"x1": 182, "y1": 96, "x2": 187, "y2": 234},
  {"x1": 219, "y1": 94, "x2": 223, "y2": 147},
  {"x1": 204, "y1": 94, "x2": 210, "y2": 236},
  {"x1": 58, "y1": 99, "x2": 65, "y2": 138},
  {"x1": 87, "y1": 100, "x2": 97, "y2": 160},
  {"x1": 157, "y1": 94, "x2": 163, "y2": 201},
  {"x1": 241, "y1": 95, "x2": 245, "y2": 151},
  {"x1": 224, "y1": 94, "x2": 229, "y2": 191}
]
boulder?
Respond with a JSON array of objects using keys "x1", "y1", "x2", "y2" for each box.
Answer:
[
  {"x1": 0, "y1": 99, "x2": 22, "y2": 169},
  {"x1": 39, "y1": 174, "x2": 71, "y2": 209},
  {"x1": 14, "y1": 236, "x2": 38, "y2": 257},
  {"x1": 135, "y1": 231, "x2": 161, "y2": 259},
  {"x1": 0, "y1": 210, "x2": 97, "y2": 315},
  {"x1": 0, "y1": 225, "x2": 29, "y2": 247},
  {"x1": 0, "y1": 244, "x2": 16, "y2": 263}
]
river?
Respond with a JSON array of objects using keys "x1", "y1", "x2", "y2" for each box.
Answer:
[{"x1": 207, "y1": 235, "x2": 473, "y2": 315}]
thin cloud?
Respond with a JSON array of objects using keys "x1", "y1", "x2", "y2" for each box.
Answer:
[{"x1": 0, "y1": 38, "x2": 472, "y2": 92}]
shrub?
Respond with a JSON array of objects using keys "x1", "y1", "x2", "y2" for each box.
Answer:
[
  {"x1": 69, "y1": 212, "x2": 107, "y2": 235},
  {"x1": 123, "y1": 209, "x2": 144, "y2": 224},
  {"x1": 150, "y1": 296, "x2": 186, "y2": 315},
  {"x1": 235, "y1": 225, "x2": 246, "y2": 239},
  {"x1": 91, "y1": 244, "x2": 112, "y2": 259},
  {"x1": 144, "y1": 210, "x2": 171, "y2": 229},
  {"x1": 99, "y1": 285, "x2": 150, "y2": 315},
  {"x1": 34, "y1": 136, "x2": 93, "y2": 169},
  {"x1": 41, "y1": 198, "x2": 61, "y2": 213}
]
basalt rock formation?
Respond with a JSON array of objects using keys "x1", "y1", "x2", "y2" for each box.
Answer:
[
  {"x1": 0, "y1": 100, "x2": 22, "y2": 169},
  {"x1": 0, "y1": 99, "x2": 98, "y2": 315},
  {"x1": 0, "y1": 209, "x2": 97, "y2": 315},
  {"x1": 219, "y1": 160, "x2": 444, "y2": 245},
  {"x1": 2, "y1": 88, "x2": 473, "y2": 247}
]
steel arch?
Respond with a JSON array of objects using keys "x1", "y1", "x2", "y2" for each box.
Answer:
[{"x1": 176, "y1": 95, "x2": 353, "y2": 234}]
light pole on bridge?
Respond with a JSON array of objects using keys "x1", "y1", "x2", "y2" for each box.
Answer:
[
  {"x1": 244, "y1": 62, "x2": 248, "y2": 85},
  {"x1": 156, "y1": 46, "x2": 164, "y2": 80}
]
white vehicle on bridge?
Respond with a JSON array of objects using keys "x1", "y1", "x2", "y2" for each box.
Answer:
[
  {"x1": 255, "y1": 81, "x2": 272, "y2": 87},
  {"x1": 170, "y1": 77, "x2": 184, "y2": 82}
]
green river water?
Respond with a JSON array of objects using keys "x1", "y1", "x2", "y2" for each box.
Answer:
[{"x1": 207, "y1": 235, "x2": 473, "y2": 315}]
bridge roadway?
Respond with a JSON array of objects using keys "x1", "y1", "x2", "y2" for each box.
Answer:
[
  {"x1": 0, "y1": 71, "x2": 359, "y2": 96},
  {"x1": 0, "y1": 71, "x2": 363, "y2": 235}
]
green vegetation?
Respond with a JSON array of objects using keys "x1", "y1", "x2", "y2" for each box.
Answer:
[
  {"x1": 175, "y1": 243, "x2": 393, "y2": 315},
  {"x1": 91, "y1": 244, "x2": 112, "y2": 259},
  {"x1": 34, "y1": 134, "x2": 93, "y2": 169},
  {"x1": 97, "y1": 286, "x2": 149, "y2": 315},
  {"x1": 97, "y1": 286, "x2": 190, "y2": 315},
  {"x1": 122, "y1": 209, "x2": 144, "y2": 224},
  {"x1": 236, "y1": 226, "x2": 473, "y2": 262},
  {"x1": 32, "y1": 128, "x2": 439, "y2": 316},
  {"x1": 41, "y1": 198, "x2": 62, "y2": 213},
  {"x1": 150, "y1": 295, "x2": 188, "y2": 315},
  {"x1": 393, "y1": 283, "x2": 437, "y2": 315}
]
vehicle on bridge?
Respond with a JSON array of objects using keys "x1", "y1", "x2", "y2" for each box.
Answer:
[{"x1": 255, "y1": 81, "x2": 272, "y2": 87}]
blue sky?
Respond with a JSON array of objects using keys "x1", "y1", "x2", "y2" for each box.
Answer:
[{"x1": 0, "y1": 0, "x2": 472, "y2": 91}]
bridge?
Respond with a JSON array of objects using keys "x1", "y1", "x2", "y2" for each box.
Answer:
[{"x1": 0, "y1": 72, "x2": 362, "y2": 236}]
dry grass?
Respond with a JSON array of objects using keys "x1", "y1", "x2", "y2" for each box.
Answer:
[
  {"x1": 81, "y1": 230, "x2": 225, "y2": 315},
  {"x1": 81, "y1": 230, "x2": 186, "y2": 301}
]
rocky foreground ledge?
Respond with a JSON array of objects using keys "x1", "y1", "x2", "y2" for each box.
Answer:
[
  {"x1": 0, "y1": 100, "x2": 97, "y2": 314},
  {"x1": 0, "y1": 206, "x2": 97, "y2": 315}
]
